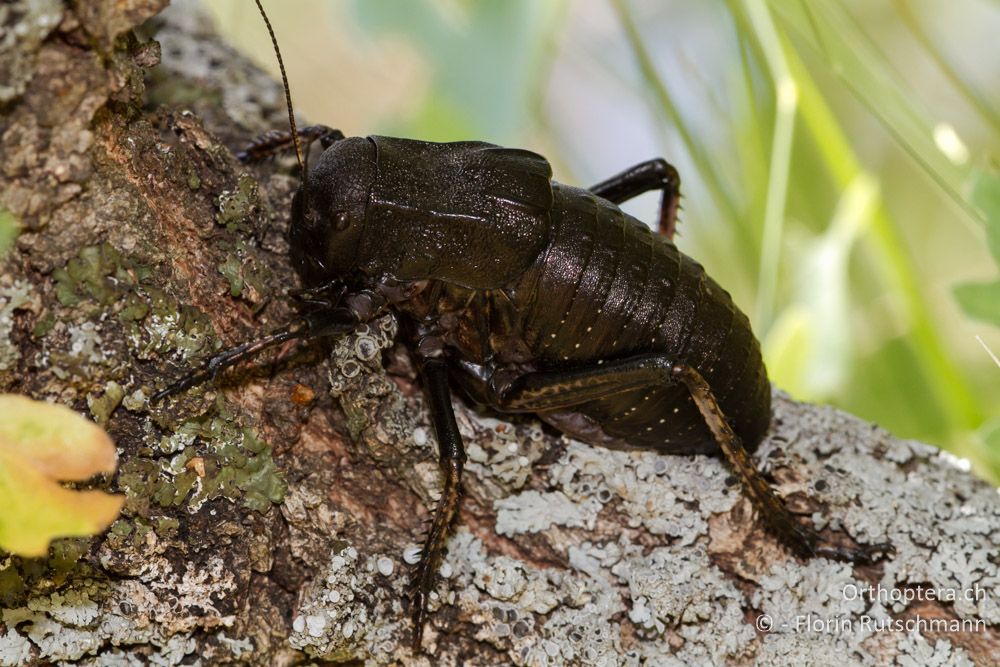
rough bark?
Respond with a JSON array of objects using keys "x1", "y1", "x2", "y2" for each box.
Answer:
[{"x1": 1, "y1": 2, "x2": 998, "y2": 665}]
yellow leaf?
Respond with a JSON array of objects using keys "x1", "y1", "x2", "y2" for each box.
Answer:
[
  {"x1": 0, "y1": 448, "x2": 124, "y2": 557},
  {"x1": 0, "y1": 394, "x2": 123, "y2": 557},
  {"x1": 0, "y1": 394, "x2": 117, "y2": 481}
]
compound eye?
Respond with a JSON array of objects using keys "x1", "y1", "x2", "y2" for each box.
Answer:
[{"x1": 333, "y1": 210, "x2": 351, "y2": 231}]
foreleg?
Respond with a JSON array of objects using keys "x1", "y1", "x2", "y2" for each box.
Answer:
[
  {"x1": 236, "y1": 124, "x2": 344, "y2": 163},
  {"x1": 151, "y1": 289, "x2": 386, "y2": 402}
]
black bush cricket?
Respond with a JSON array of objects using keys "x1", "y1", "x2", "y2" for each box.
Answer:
[{"x1": 152, "y1": 0, "x2": 893, "y2": 651}]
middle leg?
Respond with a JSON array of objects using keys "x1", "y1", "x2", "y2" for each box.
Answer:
[
  {"x1": 409, "y1": 358, "x2": 467, "y2": 650},
  {"x1": 588, "y1": 158, "x2": 682, "y2": 239}
]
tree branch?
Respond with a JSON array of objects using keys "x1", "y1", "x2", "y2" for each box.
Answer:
[{"x1": 0, "y1": 2, "x2": 997, "y2": 665}]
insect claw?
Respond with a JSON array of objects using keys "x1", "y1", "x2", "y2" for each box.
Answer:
[
  {"x1": 848, "y1": 540, "x2": 896, "y2": 564},
  {"x1": 148, "y1": 386, "x2": 173, "y2": 405},
  {"x1": 410, "y1": 590, "x2": 428, "y2": 652},
  {"x1": 780, "y1": 517, "x2": 895, "y2": 565},
  {"x1": 149, "y1": 371, "x2": 207, "y2": 404}
]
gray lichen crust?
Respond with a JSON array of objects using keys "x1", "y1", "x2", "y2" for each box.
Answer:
[
  {"x1": 0, "y1": 0, "x2": 63, "y2": 104},
  {"x1": 289, "y1": 387, "x2": 1000, "y2": 665}
]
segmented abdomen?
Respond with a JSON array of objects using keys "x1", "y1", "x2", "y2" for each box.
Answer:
[{"x1": 512, "y1": 183, "x2": 770, "y2": 455}]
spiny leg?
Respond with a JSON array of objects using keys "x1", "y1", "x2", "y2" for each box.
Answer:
[
  {"x1": 490, "y1": 354, "x2": 892, "y2": 563},
  {"x1": 409, "y1": 358, "x2": 466, "y2": 651},
  {"x1": 150, "y1": 306, "x2": 360, "y2": 403},
  {"x1": 668, "y1": 364, "x2": 891, "y2": 561},
  {"x1": 588, "y1": 158, "x2": 682, "y2": 239},
  {"x1": 236, "y1": 124, "x2": 345, "y2": 163}
]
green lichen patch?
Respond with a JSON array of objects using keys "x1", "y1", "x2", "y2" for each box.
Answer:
[
  {"x1": 52, "y1": 244, "x2": 143, "y2": 321},
  {"x1": 46, "y1": 243, "x2": 205, "y2": 369},
  {"x1": 0, "y1": 561, "x2": 26, "y2": 606},
  {"x1": 137, "y1": 286, "x2": 215, "y2": 361},
  {"x1": 0, "y1": 538, "x2": 90, "y2": 609},
  {"x1": 215, "y1": 173, "x2": 264, "y2": 237},
  {"x1": 118, "y1": 409, "x2": 286, "y2": 516},
  {"x1": 31, "y1": 311, "x2": 55, "y2": 339},
  {"x1": 212, "y1": 173, "x2": 272, "y2": 304},
  {"x1": 87, "y1": 381, "x2": 125, "y2": 427},
  {"x1": 101, "y1": 515, "x2": 176, "y2": 556},
  {"x1": 0, "y1": 208, "x2": 19, "y2": 259},
  {"x1": 217, "y1": 252, "x2": 243, "y2": 297},
  {"x1": 53, "y1": 244, "x2": 135, "y2": 308},
  {"x1": 216, "y1": 238, "x2": 271, "y2": 302},
  {"x1": 119, "y1": 290, "x2": 150, "y2": 322},
  {"x1": 39, "y1": 244, "x2": 227, "y2": 432}
]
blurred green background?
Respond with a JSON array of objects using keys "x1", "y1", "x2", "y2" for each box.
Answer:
[{"x1": 205, "y1": 0, "x2": 1000, "y2": 482}]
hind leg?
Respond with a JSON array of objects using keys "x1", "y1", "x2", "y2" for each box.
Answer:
[
  {"x1": 667, "y1": 364, "x2": 890, "y2": 561},
  {"x1": 490, "y1": 354, "x2": 892, "y2": 563}
]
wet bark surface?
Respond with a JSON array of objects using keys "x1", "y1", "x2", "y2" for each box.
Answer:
[{"x1": 0, "y1": 2, "x2": 998, "y2": 665}]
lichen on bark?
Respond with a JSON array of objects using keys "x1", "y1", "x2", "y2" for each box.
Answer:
[{"x1": 0, "y1": 1, "x2": 998, "y2": 665}]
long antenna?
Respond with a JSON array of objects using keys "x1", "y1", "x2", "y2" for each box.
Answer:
[{"x1": 253, "y1": 0, "x2": 304, "y2": 173}]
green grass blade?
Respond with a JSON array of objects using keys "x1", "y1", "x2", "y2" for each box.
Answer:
[
  {"x1": 891, "y1": 0, "x2": 1000, "y2": 135},
  {"x1": 770, "y1": 0, "x2": 982, "y2": 227},
  {"x1": 788, "y1": 42, "x2": 985, "y2": 435},
  {"x1": 740, "y1": 0, "x2": 797, "y2": 327},
  {"x1": 610, "y1": 0, "x2": 743, "y2": 229}
]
